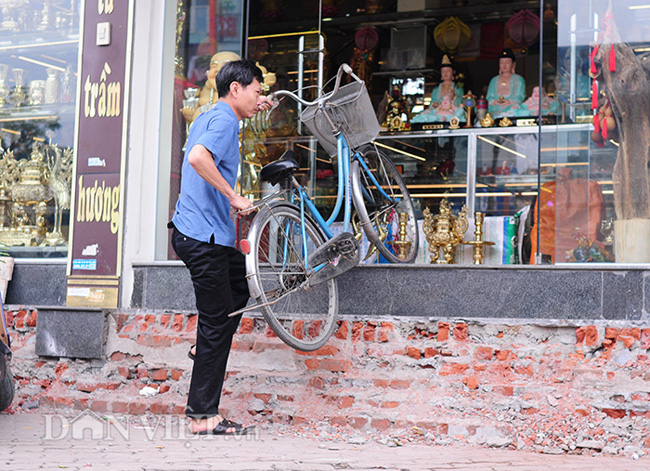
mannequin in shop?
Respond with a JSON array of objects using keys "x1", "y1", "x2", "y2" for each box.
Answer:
[
  {"x1": 182, "y1": 51, "x2": 242, "y2": 126},
  {"x1": 486, "y1": 48, "x2": 526, "y2": 118},
  {"x1": 511, "y1": 86, "x2": 558, "y2": 116},
  {"x1": 412, "y1": 55, "x2": 464, "y2": 124}
]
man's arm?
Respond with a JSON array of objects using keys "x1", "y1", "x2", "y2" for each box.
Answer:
[{"x1": 187, "y1": 144, "x2": 252, "y2": 212}]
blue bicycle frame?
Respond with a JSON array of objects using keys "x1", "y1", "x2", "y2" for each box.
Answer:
[{"x1": 283, "y1": 134, "x2": 396, "y2": 272}]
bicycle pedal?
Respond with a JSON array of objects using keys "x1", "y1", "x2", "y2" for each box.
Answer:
[{"x1": 309, "y1": 232, "x2": 359, "y2": 266}]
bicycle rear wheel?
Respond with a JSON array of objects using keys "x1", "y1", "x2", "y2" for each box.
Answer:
[
  {"x1": 351, "y1": 146, "x2": 419, "y2": 263},
  {"x1": 245, "y1": 203, "x2": 338, "y2": 351}
]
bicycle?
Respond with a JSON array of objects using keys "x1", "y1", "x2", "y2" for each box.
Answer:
[{"x1": 233, "y1": 64, "x2": 419, "y2": 351}]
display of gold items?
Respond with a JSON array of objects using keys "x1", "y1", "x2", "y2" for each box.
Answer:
[{"x1": 423, "y1": 199, "x2": 468, "y2": 264}]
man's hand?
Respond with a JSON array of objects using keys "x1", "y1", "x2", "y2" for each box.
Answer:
[
  {"x1": 257, "y1": 95, "x2": 274, "y2": 112},
  {"x1": 229, "y1": 194, "x2": 253, "y2": 215}
]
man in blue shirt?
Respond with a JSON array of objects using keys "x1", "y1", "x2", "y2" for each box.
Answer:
[{"x1": 171, "y1": 59, "x2": 272, "y2": 435}]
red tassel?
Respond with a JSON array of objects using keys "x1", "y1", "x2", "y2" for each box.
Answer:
[
  {"x1": 590, "y1": 45, "x2": 599, "y2": 75},
  {"x1": 594, "y1": 114, "x2": 600, "y2": 134},
  {"x1": 601, "y1": 117, "x2": 608, "y2": 140},
  {"x1": 609, "y1": 44, "x2": 616, "y2": 72},
  {"x1": 592, "y1": 81, "x2": 599, "y2": 109}
]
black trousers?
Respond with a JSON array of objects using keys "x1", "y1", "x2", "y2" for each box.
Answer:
[{"x1": 171, "y1": 228, "x2": 249, "y2": 419}]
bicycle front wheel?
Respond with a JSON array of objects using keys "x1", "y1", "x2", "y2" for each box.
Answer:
[
  {"x1": 245, "y1": 203, "x2": 339, "y2": 351},
  {"x1": 351, "y1": 146, "x2": 419, "y2": 263}
]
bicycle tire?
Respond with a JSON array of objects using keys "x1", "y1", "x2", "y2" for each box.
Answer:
[
  {"x1": 351, "y1": 145, "x2": 419, "y2": 263},
  {"x1": 0, "y1": 358, "x2": 14, "y2": 412},
  {"x1": 245, "y1": 203, "x2": 339, "y2": 351}
]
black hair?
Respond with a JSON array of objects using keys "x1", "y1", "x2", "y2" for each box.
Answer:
[{"x1": 216, "y1": 59, "x2": 264, "y2": 98}]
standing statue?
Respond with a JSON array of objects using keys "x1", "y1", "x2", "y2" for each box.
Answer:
[{"x1": 42, "y1": 146, "x2": 73, "y2": 246}]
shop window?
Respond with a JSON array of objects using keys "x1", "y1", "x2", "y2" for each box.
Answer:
[{"x1": 0, "y1": 0, "x2": 80, "y2": 258}]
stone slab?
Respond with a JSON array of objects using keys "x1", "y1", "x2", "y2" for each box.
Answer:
[
  {"x1": 35, "y1": 308, "x2": 105, "y2": 359},
  {"x1": 6, "y1": 264, "x2": 67, "y2": 306}
]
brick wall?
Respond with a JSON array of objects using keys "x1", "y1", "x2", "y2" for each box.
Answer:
[{"x1": 5, "y1": 308, "x2": 650, "y2": 454}]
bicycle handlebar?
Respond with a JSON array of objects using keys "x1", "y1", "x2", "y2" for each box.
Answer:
[{"x1": 268, "y1": 63, "x2": 358, "y2": 108}]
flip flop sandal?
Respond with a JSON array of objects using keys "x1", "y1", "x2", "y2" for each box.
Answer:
[
  {"x1": 196, "y1": 418, "x2": 253, "y2": 436},
  {"x1": 187, "y1": 345, "x2": 196, "y2": 360}
]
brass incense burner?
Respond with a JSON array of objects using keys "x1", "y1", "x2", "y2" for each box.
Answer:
[
  {"x1": 422, "y1": 199, "x2": 468, "y2": 264},
  {"x1": 0, "y1": 143, "x2": 72, "y2": 247}
]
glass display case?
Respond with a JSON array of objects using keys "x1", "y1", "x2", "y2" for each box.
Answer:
[{"x1": 0, "y1": 0, "x2": 80, "y2": 258}]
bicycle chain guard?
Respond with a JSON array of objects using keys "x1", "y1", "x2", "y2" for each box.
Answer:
[{"x1": 307, "y1": 232, "x2": 360, "y2": 287}]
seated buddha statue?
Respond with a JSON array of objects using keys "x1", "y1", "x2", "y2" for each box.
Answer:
[
  {"x1": 486, "y1": 48, "x2": 526, "y2": 118},
  {"x1": 510, "y1": 86, "x2": 559, "y2": 117},
  {"x1": 412, "y1": 55, "x2": 464, "y2": 124}
]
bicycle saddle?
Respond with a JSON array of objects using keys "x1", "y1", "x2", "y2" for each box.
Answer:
[{"x1": 260, "y1": 151, "x2": 299, "y2": 186}]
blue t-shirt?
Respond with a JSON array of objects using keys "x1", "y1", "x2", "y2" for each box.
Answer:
[{"x1": 172, "y1": 101, "x2": 240, "y2": 247}]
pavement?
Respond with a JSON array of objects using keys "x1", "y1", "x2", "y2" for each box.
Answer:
[{"x1": 0, "y1": 412, "x2": 648, "y2": 471}]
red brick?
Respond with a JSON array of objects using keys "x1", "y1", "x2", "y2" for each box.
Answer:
[
  {"x1": 602, "y1": 408, "x2": 626, "y2": 419},
  {"x1": 641, "y1": 329, "x2": 650, "y2": 349},
  {"x1": 278, "y1": 395, "x2": 294, "y2": 402},
  {"x1": 136, "y1": 367, "x2": 149, "y2": 379},
  {"x1": 171, "y1": 404, "x2": 186, "y2": 415},
  {"x1": 25, "y1": 312, "x2": 37, "y2": 327},
  {"x1": 437, "y1": 322, "x2": 450, "y2": 341},
  {"x1": 111, "y1": 352, "x2": 127, "y2": 362},
  {"x1": 474, "y1": 363, "x2": 487, "y2": 372},
  {"x1": 338, "y1": 396, "x2": 354, "y2": 408},
  {"x1": 308, "y1": 377, "x2": 325, "y2": 389},
  {"x1": 630, "y1": 410, "x2": 650, "y2": 419},
  {"x1": 150, "y1": 402, "x2": 170, "y2": 415},
  {"x1": 351, "y1": 322, "x2": 363, "y2": 341},
  {"x1": 305, "y1": 359, "x2": 319, "y2": 370},
  {"x1": 377, "y1": 323, "x2": 392, "y2": 342},
  {"x1": 311, "y1": 345, "x2": 339, "y2": 356},
  {"x1": 90, "y1": 400, "x2": 108, "y2": 413},
  {"x1": 14, "y1": 311, "x2": 26, "y2": 329},
  {"x1": 406, "y1": 346, "x2": 421, "y2": 359},
  {"x1": 424, "y1": 347, "x2": 438, "y2": 358},
  {"x1": 453, "y1": 323, "x2": 468, "y2": 342},
  {"x1": 464, "y1": 376, "x2": 479, "y2": 390},
  {"x1": 171, "y1": 314, "x2": 184, "y2": 332},
  {"x1": 575, "y1": 327, "x2": 586, "y2": 345},
  {"x1": 381, "y1": 401, "x2": 399, "y2": 408},
  {"x1": 605, "y1": 327, "x2": 618, "y2": 340},
  {"x1": 320, "y1": 359, "x2": 348, "y2": 372},
  {"x1": 496, "y1": 331, "x2": 504, "y2": 338},
  {"x1": 330, "y1": 416, "x2": 347, "y2": 427},
  {"x1": 371, "y1": 419, "x2": 391, "y2": 431},
  {"x1": 128, "y1": 401, "x2": 147, "y2": 415},
  {"x1": 521, "y1": 407, "x2": 539, "y2": 415},
  {"x1": 308, "y1": 321, "x2": 322, "y2": 339},
  {"x1": 363, "y1": 322, "x2": 376, "y2": 341},
  {"x1": 439, "y1": 363, "x2": 470, "y2": 376},
  {"x1": 620, "y1": 335, "x2": 635, "y2": 349},
  {"x1": 159, "y1": 314, "x2": 171, "y2": 328},
  {"x1": 111, "y1": 401, "x2": 129, "y2": 414},
  {"x1": 292, "y1": 321, "x2": 304, "y2": 340},
  {"x1": 254, "y1": 393, "x2": 272, "y2": 403},
  {"x1": 239, "y1": 317, "x2": 254, "y2": 334},
  {"x1": 585, "y1": 325, "x2": 598, "y2": 346},
  {"x1": 374, "y1": 379, "x2": 390, "y2": 388},
  {"x1": 335, "y1": 321, "x2": 348, "y2": 340},
  {"x1": 495, "y1": 350, "x2": 511, "y2": 361},
  {"x1": 171, "y1": 369, "x2": 183, "y2": 381},
  {"x1": 390, "y1": 379, "x2": 410, "y2": 389},
  {"x1": 186, "y1": 314, "x2": 197, "y2": 332},
  {"x1": 348, "y1": 417, "x2": 368, "y2": 429},
  {"x1": 151, "y1": 369, "x2": 169, "y2": 381},
  {"x1": 474, "y1": 346, "x2": 493, "y2": 360},
  {"x1": 265, "y1": 325, "x2": 278, "y2": 338},
  {"x1": 159, "y1": 384, "x2": 170, "y2": 394},
  {"x1": 574, "y1": 408, "x2": 590, "y2": 417},
  {"x1": 493, "y1": 385, "x2": 513, "y2": 396}
]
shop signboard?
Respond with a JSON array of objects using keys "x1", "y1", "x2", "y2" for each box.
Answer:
[{"x1": 67, "y1": 0, "x2": 135, "y2": 308}]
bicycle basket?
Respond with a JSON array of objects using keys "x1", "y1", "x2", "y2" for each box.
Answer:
[{"x1": 300, "y1": 81, "x2": 380, "y2": 157}]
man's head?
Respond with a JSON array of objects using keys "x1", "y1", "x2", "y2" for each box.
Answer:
[
  {"x1": 216, "y1": 59, "x2": 264, "y2": 98},
  {"x1": 216, "y1": 59, "x2": 266, "y2": 120}
]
